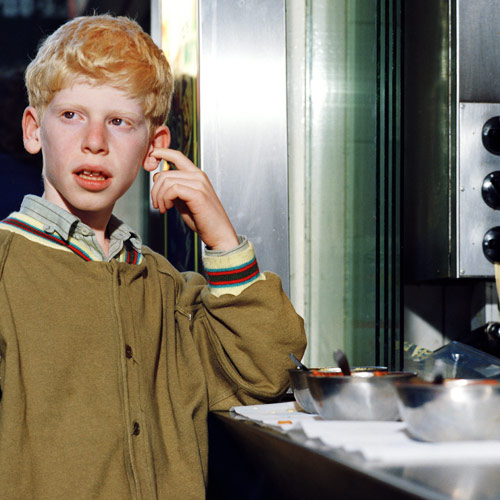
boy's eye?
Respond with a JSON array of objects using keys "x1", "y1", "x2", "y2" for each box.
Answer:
[
  {"x1": 63, "y1": 111, "x2": 76, "y2": 119},
  {"x1": 111, "y1": 118, "x2": 126, "y2": 126}
]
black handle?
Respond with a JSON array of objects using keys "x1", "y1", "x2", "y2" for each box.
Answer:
[
  {"x1": 483, "y1": 226, "x2": 500, "y2": 263},
  {"x1": 482, "y1": 172, "x2": 500, "y2": 209},
  {"x1": 482, "y1": 116, "x2": 500, "y2": 156}
]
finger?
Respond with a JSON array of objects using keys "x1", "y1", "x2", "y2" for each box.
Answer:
[
  {"x1": 150, "y1": 174, "x2": 171, "y2": 211},
  {"x1": 153, "y1": 184, "x2": 174, "y2": 213},
  {"x1": 151, "y1": 169, "x2": 212, "y2": 202},
  {"x1": 153, "y1": 172, "x2": 208, "y2": 190},
  {"x1": 154, "y1": 182, "x2": 200, "y2": 215},
  {"x1": 151, "y1": 148, "x2": 199, "y2": 172},
  {"x1": 150, "y1": 173, "x2": 193, "y2": 212},
  {"x1": 151, "y1": 176, "x2": 207, "y2": 210}
]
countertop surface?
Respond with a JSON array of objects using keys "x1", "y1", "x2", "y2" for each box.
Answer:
[{"x1": 206, "y1": 403, "x2": 500, "y2": 500}]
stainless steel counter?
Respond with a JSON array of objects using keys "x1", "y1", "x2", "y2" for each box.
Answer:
[{"x1": 207, "y1": 411, "x2": 500, "y2": 500}]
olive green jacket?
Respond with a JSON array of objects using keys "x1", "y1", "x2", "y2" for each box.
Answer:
[{"x1": 0, "y1": 230, "x2": 306, "y2": 499}]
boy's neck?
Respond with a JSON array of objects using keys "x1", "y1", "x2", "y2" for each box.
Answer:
[{"x1": 88, "y1": 224, "x2": 110, "y2": 257}]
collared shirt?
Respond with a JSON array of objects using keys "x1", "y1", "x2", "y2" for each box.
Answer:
[{"x1": 1, "y1": 195, "x2": 143, "y2": 264}]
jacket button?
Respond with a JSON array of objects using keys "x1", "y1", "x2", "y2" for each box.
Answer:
[
  {"x1": 125, "y1": 345, "x2": 133, "y2": 359},
  {"x1": 133, "y1": 421, "x2": 140, "y2": 435}
]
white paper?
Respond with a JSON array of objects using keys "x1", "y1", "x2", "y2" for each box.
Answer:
[
  {"x1": 231, "y1": 401, "x2": 318, "y2": 430},
  {"x1": 299, "y1": 419, "x2": 500, "y2": 465},
  {"x1": 231, "y1": 402, "x2": 500, "y2": 465}
]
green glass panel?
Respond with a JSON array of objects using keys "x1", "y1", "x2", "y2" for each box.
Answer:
[{"x1": 305, "y1": 0, "x2": 402, "y2": 368}]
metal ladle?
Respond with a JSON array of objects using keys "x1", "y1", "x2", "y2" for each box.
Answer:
[{"x1": 333, "y1": 349, "x2": 352, "y2": 376}]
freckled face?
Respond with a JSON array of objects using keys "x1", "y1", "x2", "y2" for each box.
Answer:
[{"x1": 37, "y1": 82, "x2": 151, "y2": 220}]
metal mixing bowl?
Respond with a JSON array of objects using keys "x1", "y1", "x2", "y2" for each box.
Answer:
[
  {"x1": 288, "y1": 367, "x2": 340, "y2": 413},
  {"x1": 396, "y1": 378, "x2": 500, "y2": 441},
  {"x1": 288, "y1": 366, "x2": 389, "y2": 414},
  {"x1": 307, "y1": 370, "x2": 416, "y2": 420}
]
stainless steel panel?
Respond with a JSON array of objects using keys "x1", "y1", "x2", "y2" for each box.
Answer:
[
  {"x1": 459, "y1": 102, "x2": 500, "y2": 277},
  {"x1": 198, "y1": 0, "x2": 289, "y2": 292},
  {"x1": 459, "y1": 0, "x2": 500, "y2": 102}
]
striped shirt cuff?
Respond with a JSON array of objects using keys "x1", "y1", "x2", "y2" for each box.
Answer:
[{"x1": 203, "y1": 237, "x2": 266, "y2": 297}]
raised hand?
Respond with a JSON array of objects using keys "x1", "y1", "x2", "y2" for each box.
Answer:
[{"x1": 149, "y1": 147, "x2": 239, "y2": 251}]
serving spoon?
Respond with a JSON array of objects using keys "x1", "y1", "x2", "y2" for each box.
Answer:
[
  {"x1": 289, "y1": 352, "x2": 310, "y2": 371},
  {"x1": 333, "y1": 349, "x2": 352, "y2": 376}
]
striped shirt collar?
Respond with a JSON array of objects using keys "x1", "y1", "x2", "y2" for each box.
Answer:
[{"x1": 17, "y1": 195, "x2": 142, "y2": 262}]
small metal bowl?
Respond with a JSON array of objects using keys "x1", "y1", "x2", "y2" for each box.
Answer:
[
  {"x1": 307, "y1": 370, "x2": 416, "y2": 420},
  {"x1": 396, "y1": 378, "x2": 500, "y2": 441},
  {"x1": 288, "y1": 367, "x2": 340, "y2": 413}
]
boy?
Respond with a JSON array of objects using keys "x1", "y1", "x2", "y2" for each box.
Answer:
[{"x1": 0, "y1": 14, "x2": 306, "y2": 500}]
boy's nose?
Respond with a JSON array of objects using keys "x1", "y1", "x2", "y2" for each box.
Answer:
[{"x1": 82, "y1": 122, "x2": 109, "y2": 154}]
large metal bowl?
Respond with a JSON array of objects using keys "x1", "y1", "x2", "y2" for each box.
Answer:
[
  {"x1": 307, "y1": 370, "x2": 416, "y2": 420},
  {"x1": 288, "y1": 366, "x2": 388, "y2": 414},
  {"x1": 396, "y1": 378, "x2": 500, "y2": 441}
]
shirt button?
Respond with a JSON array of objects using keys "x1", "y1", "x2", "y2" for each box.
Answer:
[
  {"x1": 125, "y1": 345, "x2": 133, "y2": 359},
  {"x1": 132, "y1": 421, "x2": 140, "y2": 435},
  {"x1": 81, "y1": 227, "x2": 90, "y2": 236},
  {"x1": 43, "y1": 224, "x2": 54, "y2": 233}
]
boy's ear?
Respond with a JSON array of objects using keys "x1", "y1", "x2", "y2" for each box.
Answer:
[
  {"x1": 22, "y1": 106, "x2": 42, "y2": 155},
  {"x1": 143, "y1": 125, "x2": 171, "y2": 172}
]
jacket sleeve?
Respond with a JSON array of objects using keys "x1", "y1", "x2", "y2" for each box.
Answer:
[{"x1": 175, "y1": 270, "x2": 307, "y2": 411}]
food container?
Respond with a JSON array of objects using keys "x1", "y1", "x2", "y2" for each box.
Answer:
[
  {"x1": 288, "y1": 367, "x2": 339, "y2": 413},
  {"x1": 288, "y1": 366, "x2": 388, "y2": 414},
  {"x1": 396, "y1": 378, "x2": 500, "y2": 441},
  {"x1": 307, "y1": 370, "x2": 416, "y2": 420}
]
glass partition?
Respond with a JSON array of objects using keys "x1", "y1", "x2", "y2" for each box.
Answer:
[{"x1": 289, "y1": 0, "x2": 403, "y2": 368}]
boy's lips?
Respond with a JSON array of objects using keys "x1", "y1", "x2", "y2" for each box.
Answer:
[{"x1": 73, "y1": 167, "x2": 112, "y2": 191}]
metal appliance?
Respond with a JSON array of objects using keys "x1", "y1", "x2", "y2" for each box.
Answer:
[{"x1": 404, "y1": 0, "x2": 500, "y2": 281}]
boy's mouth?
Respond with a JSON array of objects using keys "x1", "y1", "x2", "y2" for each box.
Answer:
[
  {"x1": 74, "y1": 167, "x2": 112, "y2": 192},
  {"x1": 76, "y1": 169, "x2": 109, "y2": 181}
]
